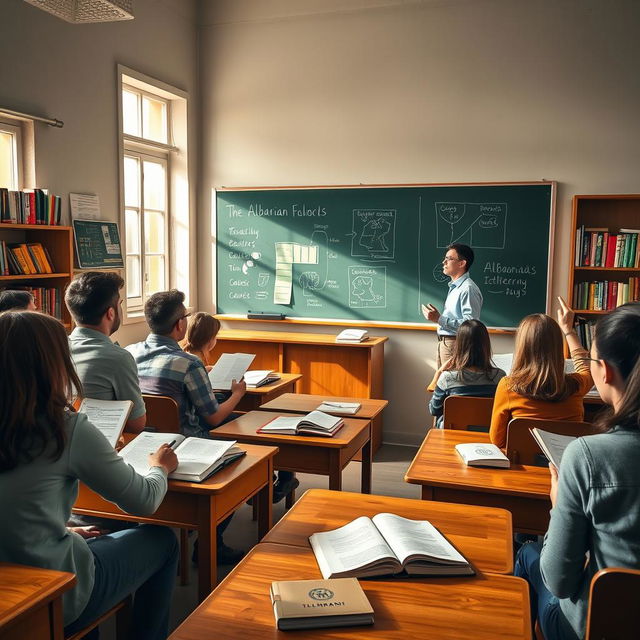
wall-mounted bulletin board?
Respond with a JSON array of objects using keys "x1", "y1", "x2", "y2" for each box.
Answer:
[
  {"x1": 73, "y1": 220, "x2": 124, "y2": 269},
  {"x1": 215, "y1": 182, "x2": 555, "y2": 329}
]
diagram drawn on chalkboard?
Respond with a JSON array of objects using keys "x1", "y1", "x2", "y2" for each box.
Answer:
[
  {"x1": 298, "y1": 229, "x2": 330, "y2": 298},
  {"x1": 348, "y1": 266, "x2": 386, "y2": 308},
  {"x1": 350, "y1": 209, "x2": 396, "y2": 260},
  {"x1": 435, "y1": 202, "x2": 507, "y2": 249}
]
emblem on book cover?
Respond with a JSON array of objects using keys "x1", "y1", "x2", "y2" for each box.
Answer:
[{"x1": 309, "y1": 588, "x2": 334, "y2": 601}]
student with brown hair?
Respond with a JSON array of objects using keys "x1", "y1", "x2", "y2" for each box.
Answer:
[
  {"x1": 515, "y1": 302, "x2": 640, "y2": 640},
  {"x1": 0, "y1": 289, "x2": 36, "y2": 311},
  {"x1": 489, "y1": 297, "x2": 593, "y2": 448},
  {"x1": 428, "y1": 319, "x2": 505, "y2": 427},
  {"x1": 0, "y1": 311, "x2": 178, "y2": 640},
  {"x1": 181, "y1": 311, "x2": 221, "y2": 370}
]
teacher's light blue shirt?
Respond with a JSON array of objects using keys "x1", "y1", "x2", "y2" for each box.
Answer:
[{"x1": 437, "y1": 272, "x2": 483, "y2": 336}]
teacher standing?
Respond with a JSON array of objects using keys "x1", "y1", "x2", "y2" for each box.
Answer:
[{"x1": 422, "y1": 243, "x2": 483, "y2": 367}]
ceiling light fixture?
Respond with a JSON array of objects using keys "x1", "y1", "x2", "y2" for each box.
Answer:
[{"x1": 24, "y1": 0, "x2": 134, "y2": 23}]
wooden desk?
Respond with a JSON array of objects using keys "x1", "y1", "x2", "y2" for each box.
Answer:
[
  {"x1": 262, "y1": 488, "x2": 513, "y2": 574},
  {"x1": 211, "y1": 411, "x2": 371, "y2": 494},
  {"x1": 168, "y1": 543, "x2": 531, "y2": 640},
  {"x1": 405, "y1": 429, "x2": 551, "y2": 535},
  {"x1": 259, "y1": 393, "x2": 388, "y2": 456},
  {"x1": 72, "y1": 444, "x2": 277, "y2": 602},
  {"x1": 236, "y1": 373, "x2": 302, "y2": 412},
  {"x1": 209, "y1": 330, "x2": 387, "y2": 453},
  {"x1": 0, "y1": 563, "x2": 75, "y2": 640}
]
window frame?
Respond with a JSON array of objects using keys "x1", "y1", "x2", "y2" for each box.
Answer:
[
  {"x1": 117, "y1": 65, "x2": 192, "y2": 324},
  {"x1": 0, "y1": 119, "x2": 24, "y2": 190},
  {"x1": 122, "y1": 148, "x2": 170, "y2": 312}
]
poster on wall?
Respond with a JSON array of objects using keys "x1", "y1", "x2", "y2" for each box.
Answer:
[{"x1": 73, "y1": 219, "x2": 125, "y2": 269}]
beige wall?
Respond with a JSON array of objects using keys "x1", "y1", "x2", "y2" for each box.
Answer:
[
  {"x1": 0, "y1": 0, "x2": 199, "y2": 346},
  {"x1": 198, "y1": 0, "x2": 640, "y2": 445}
]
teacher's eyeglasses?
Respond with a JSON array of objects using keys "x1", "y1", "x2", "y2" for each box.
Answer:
[{"x1": 442, "y1": 256, "x2": 461, "y2": 262}]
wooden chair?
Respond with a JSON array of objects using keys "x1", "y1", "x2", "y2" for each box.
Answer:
[
  {"x1": 141, "y1": 394, "x2": 190, "y2": 585},
  {"x1": 65, "y1": 596, "x2": 131, "y2": 640},
  {"x1": 506, "y1": 417, "x2": 597, "y2": 465},
  {"x1": 442, "y1": 396, "x2": 495, "y2": 431},
  {"x1": 142, "y1": 394, "x2": 180, "y2": 433},
  {"x1": 586, "y1": 567, "x2": 640, "y2": 640}
]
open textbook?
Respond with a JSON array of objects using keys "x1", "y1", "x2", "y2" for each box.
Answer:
[
  {"x1": 259, "y1": 411, "x2": 344, "y2": 437},
  {"x1": 78, "y1": 398, "x2": 133, "y2": 448},
  {"x1": 530, "y1": 428, "x2": 577, "y2": 468},
  {"x1": 119, "y1": 432, "x2": 245, "y2": 482},
  {"x1": 244, "y1": 370, "x2": 281, "y2": 388},
  {"x1": 309, "y1": 513, "x2": 473, "y2": 579},
  {"x1": 208, "y1": 353, "x2": 255, "y2": 390}
]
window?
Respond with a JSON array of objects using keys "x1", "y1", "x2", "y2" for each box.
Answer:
[
  {"x1": 0, "y1": 120, "x2": 23, "y2": 189},
  {"x1": 123, "y1": 152, "x2": 168, "y2": 306},
  {"x1": 119, "y1": 68, "x2": 190, "y2": 319}
]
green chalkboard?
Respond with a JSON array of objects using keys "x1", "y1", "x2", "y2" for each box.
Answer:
[
  {"x1": 216, "y1": 183, "x2": 554, "y2": 329},
  {"x1": 73, "y1": 220, "x2": 124, "y2": 269}
]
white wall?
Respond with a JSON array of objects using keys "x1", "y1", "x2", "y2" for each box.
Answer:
[
  {"x1": 0, "y1": 0, "x2": 199, "y2": 346},
  {"x1": 198, "y1": 0, "x2": 640, "y2": 445}
]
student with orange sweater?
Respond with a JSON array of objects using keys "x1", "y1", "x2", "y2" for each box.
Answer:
[{"x1": 489, "y1": 297, "x2": 593, "y2": 448}]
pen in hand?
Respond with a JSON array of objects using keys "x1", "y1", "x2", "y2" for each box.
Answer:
[{"x1": 167, "y1": 439, "x2": 177, "y2": 449}]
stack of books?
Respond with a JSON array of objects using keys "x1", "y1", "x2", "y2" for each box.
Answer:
[
  {"x1": 575, "y1": 226, "x2": 640, "y2": 268},
  {"x1": 0, "y1": 241, "x2": 55, "y2": 275},
  {"x1": 573, "y1": 277, "x2": 640, "y2": 311},
  {"x1": 0, "y1": 188, "x2": 62, "y2": 225}
]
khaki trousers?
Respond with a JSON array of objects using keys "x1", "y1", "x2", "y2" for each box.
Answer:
[{"x1": 437, "y1": 335, "x2": 456, "y2": 368}]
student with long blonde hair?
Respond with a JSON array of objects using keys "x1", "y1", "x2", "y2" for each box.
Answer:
[
  {"x1": 0, "y1": 311, "x2": 179, "y2": 639},
  {"x1": 489, "y1": 298, "x2": 593, "y2": 448}
]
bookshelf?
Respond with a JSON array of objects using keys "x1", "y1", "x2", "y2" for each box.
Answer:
[
  {"x1": 0, "y1": 223, "x2": 73, "y2": 328},
  {"x1": 568, "y1": 195, "x2": 640, "y2": 347}
]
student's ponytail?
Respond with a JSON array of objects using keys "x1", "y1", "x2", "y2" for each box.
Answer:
[{"x1": 593, "y1": 302, "x2": 640, "y2": 431}]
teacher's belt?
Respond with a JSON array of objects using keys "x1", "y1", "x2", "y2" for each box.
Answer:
[{"x1": 437, "y1": 334, "x2": 456, "y2": 342}]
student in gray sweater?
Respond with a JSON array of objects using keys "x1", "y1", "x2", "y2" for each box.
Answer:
[
  {"x1": 515, "y1": 302, "x2": 640, "y2": 640},
  {"x1": 428, "y1": 319, "x2": 505, "y2": 427},
  {"x1": 0, "y1": 311, "x2": 179, "y2": 640}
]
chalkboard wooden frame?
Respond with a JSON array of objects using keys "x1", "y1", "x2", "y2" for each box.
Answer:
[{"x1": 215, "y1": 181, "x2": 556, "y2": 331}]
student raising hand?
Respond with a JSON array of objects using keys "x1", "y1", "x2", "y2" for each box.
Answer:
[{"x1": 556, "y1": 296, "x2": 575, "y2": 336}]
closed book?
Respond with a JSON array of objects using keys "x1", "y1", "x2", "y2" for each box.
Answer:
[
  {"x1": 454, "y1": 442, "x2": 510, "y2": 468},
  {"x1": 336, "y1": 328, "x2": 368, "y2": 342},
  {"x1": 316, "y1": 401, "x2": 361, "y2": 415},
  {"x1": 19, "y1": 243, "x2": 38, "y2": 273},
  {"x1": 605, "y1": 234, "x2": 617, "y2": 267},
  {"x1": 589, "y1": 232, "x2": 598, "y2": 266},
  {"x1": 270, "y1": 578, "x2": 374, "y2": 631},
  {"x1": 600, "y1": 232, "x2": 609, "y2": 267},
  {"x1": 581, "y1": 232, "x2": 591, "y2": 266},
  {"x1": 594, "y1": 233, "x2": 603, "y2": 267}
]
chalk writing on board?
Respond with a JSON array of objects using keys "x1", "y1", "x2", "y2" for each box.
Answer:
[
  {"x1": 435, "y1": 202, "x2": 507, "y2": 249},
  {"x1": 348, "y1": 266, "x2": 386, "y2": 308},
  {"x1": 351, "y1": 209, "x2": 396, "y2": 260},
  {"x1": 483, "y1": 262, "x2": 537, "y2": 299}
]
